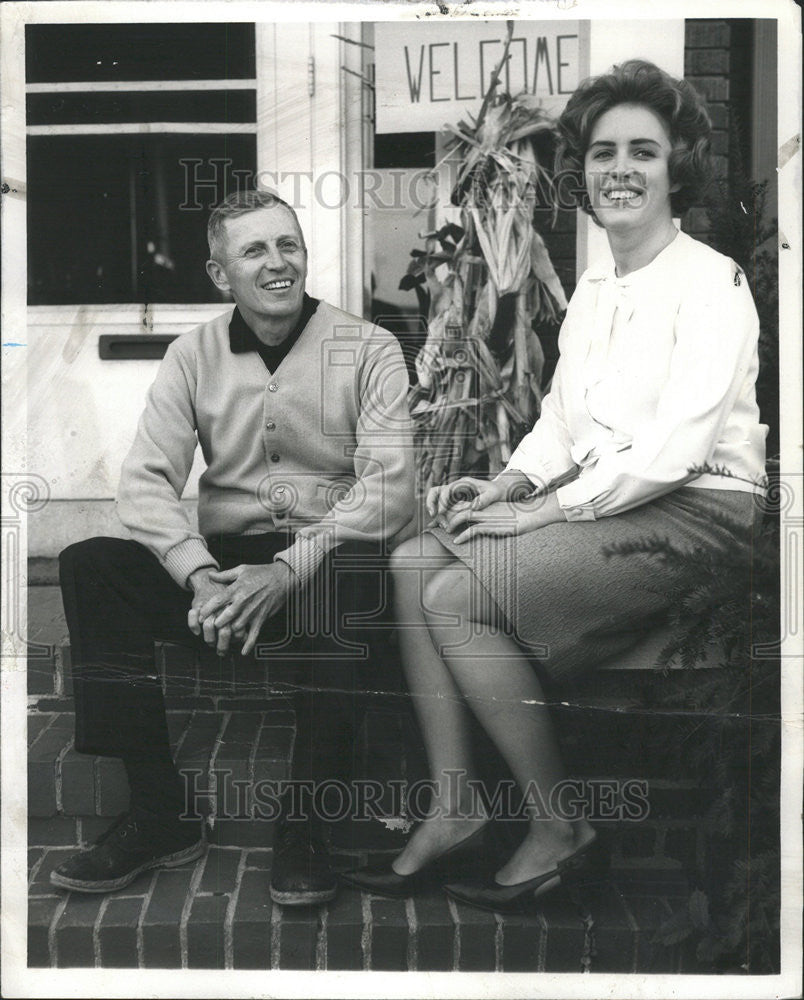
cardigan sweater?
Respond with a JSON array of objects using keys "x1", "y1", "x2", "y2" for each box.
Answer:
[
  {"x1": 505, "y1": 229, "x2": 768, "y2": 520},
  {"x1": 116, "y1": 301, "x2": 415, "y2": 588}
]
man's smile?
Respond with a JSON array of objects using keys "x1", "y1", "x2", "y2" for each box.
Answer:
[{"x1": 261, "y1": 278, "x2": 294, "y2": 291}]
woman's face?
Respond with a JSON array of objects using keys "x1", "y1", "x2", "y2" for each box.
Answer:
[{"x1": 584, "y1": 102, "x2": 679, "y2": 236}]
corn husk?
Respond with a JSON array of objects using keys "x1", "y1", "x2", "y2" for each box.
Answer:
[{"x1": 407, "y1": 40, "x2": 567, "y2": 494}]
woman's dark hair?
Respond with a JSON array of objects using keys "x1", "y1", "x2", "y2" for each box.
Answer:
[{"x1": 556, "y1": 59, "x2": 712, "y2": 219}]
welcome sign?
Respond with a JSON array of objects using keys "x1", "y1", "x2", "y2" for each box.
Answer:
[{"x1": 375, "y1": 21, "x2": 580, "y2": 133}]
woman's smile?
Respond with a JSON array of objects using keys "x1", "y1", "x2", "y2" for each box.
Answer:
[{"x1": 601, "y1": 185, "x2": 643, "y2": 204}]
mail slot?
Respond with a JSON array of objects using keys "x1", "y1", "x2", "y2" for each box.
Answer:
[{"x1": 98, "y1": 334, "x2": 178, "y2": 360}]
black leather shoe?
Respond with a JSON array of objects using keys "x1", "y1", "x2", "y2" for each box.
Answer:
[
  {"x1": 269, "y1": 820, "x2": 338, "y2": 906},
  {"x1": 340, "y1": 823, "x2": 488, "y2": 899},
  {"x1": 50, "y1": 811, "x2": 206, "y2": 894},
  {"x1": 445, "y1": 835, "x2": 599, "y2": 913}
]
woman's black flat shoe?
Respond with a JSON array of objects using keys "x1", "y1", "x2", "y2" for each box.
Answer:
[
  {"x1": 444, "y1": 835, "x2": 600, "y2": 913},
  {"x1": 340, "y1": 824, "x2": 488, "y2": 899}
]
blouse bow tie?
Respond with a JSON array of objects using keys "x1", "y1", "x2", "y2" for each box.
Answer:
[
  {"x1": 596, "y1": 275, "x2": 636, "y2": 324},
  {"x1": 584, "y1": 275, "x2": 636, "y2": 376}
]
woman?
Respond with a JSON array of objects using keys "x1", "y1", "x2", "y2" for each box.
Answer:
[{"x1": 342, "y1": 60, "x2": 767, "y2": 911}]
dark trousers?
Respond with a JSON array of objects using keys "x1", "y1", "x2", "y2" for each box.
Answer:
[{"x1": 59, "y1": 534, "x2": 384, "y2": 789}]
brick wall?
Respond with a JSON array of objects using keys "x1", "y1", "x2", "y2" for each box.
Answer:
[{"x1": 682, "y1": 18, "x2": 754, "y2": 245}]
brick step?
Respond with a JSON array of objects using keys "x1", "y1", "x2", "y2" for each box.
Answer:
[
  {"x1": 29, "y1": 640, "x2": 387, "y2": 711},
  {"x1": 28, "y1": 585, "x2": 717, "y2": 881},
  {"x1": 28, "y1": 843, "x2": 694, "y2": 971},
  {"x1": 30, "y1": 640, "x2": 688, "y2": 713},
  {"x1": 29, "y1": 708, "x2": 711, "y2": 878},
  {"x1": 28, "y1": 708, "x2": 294, "y2": 822},
  {"x1": 27, "y1": 584, "x2": 724, "y2": 712},
  {"x1": 28, "y1": 706, "x2": 424, "y2": 833},
  {"x1": 30, "y1": 637, "x2": 713, "y2": 705}
]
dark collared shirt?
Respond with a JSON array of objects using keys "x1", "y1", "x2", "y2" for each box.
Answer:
[{"x1": 228, "y1": 293, "x2": 320, "y2": 373}]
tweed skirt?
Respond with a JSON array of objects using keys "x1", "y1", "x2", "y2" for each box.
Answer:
[{"x1": 426, "y1": 487, "x2": 759, "y2": 685}]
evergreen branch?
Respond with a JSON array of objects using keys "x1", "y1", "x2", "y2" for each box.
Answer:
[{"x1": 688, "y1": 462, "x2": 769, "y2": 490}]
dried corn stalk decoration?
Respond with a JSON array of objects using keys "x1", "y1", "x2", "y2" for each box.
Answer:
[{"x1": 404, "y1": 22, "x2": 568, "y2": 495}]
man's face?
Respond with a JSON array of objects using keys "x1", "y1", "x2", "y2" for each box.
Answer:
[{"x1": 206, "y1": 205, "x2": 308, "y2": 324}]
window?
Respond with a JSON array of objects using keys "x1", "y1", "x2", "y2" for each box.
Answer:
[{"x1": 25, "y1": 23, "x2": 257, "y2": 305}]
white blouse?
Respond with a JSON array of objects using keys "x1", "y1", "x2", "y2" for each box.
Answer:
[{"x1": 505, "y1": 229, "x2": 768, "y2": 521}]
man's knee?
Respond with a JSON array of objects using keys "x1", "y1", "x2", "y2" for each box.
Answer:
[
  {"x1": 59, "y1": 536, "x2": 145, "y2": 587},
  {"x1": 60, "y1": 536, "x2": 117, "y2": 574}
]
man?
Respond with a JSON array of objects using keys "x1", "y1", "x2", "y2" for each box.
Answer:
[{"x1": 52, "y1": 189, "x2": 414, "y2": 905}]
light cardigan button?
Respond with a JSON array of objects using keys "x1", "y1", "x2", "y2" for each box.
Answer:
[{"x1": 268, "y1": 382, "x2": 278, "y2": 392}]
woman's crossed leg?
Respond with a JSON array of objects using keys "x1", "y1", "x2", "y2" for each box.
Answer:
[{"x1": 389, "y1": 533, "x2": 594, "y2": 885}]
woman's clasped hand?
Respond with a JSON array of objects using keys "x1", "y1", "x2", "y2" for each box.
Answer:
[{"x1": 427, "y1": 475, "x2": 565, "y2": 543}]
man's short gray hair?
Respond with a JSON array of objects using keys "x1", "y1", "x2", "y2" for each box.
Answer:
[{"x1": 207, "y1": 189, "x2": 306, "y2": 261}]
